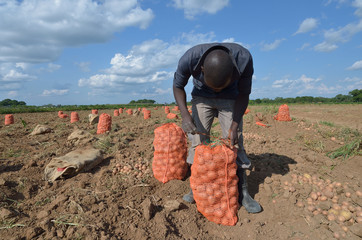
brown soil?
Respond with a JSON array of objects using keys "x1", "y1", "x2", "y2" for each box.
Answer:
[{"x1": 0, "y1": 104, "x2": 361, "y2": 240}]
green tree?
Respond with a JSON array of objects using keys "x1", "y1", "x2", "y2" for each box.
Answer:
[
  {"x1": 349, "y1": 89, "x2": 362, "y2": 102},
  {"x1": 0, "y1": 99, "x2": 27, "y2": 106},
  {"x1": 333, "y1": 94, "x2": 351, "y2": 103}
]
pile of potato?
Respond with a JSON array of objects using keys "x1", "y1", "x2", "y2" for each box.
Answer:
[
  {"x1": 290, "y1": 173, "x2": 362, "y2": 238},
  {"x1": 112, "y1": 158, "x2": 150, "y2": 179}
]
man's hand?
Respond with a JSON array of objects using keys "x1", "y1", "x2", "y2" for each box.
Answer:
[
  {"x1": 228, "y1": 122, "x2": 239, "y2": 146},
  {"x1": 182, "y1": 115, "x2": 196, "y2": 134}
]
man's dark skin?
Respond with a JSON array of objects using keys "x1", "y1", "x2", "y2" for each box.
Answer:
[{"x1": 173, "y1": 50, "x2": 249, "y2": 144}]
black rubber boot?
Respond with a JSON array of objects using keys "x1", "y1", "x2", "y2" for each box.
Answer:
[
  {"x1": 183, "y1": 189, "x2": 195, "y2": 203},
  {"x1": 237, "y1": 167, "x2": 262, "y2": 213}
]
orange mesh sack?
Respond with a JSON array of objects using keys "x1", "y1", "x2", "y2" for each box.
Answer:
[
  {"x1": 70, "y1": 112, "x2": 79, "y2": 123},
  {"x1": 114, "y1": 110, "x2": 119, "y2": 116},
  {"x1": 167, "y1": 113, "x2": 178, "y2": 119},
  {"x1": 5, "y1": 114, "x2": 14, "y2": 125},
  {"x1": 274, "y1": 104, "x2": 292, "y2": 121},
  {"x1": 152, "y1": 123, "x2": 188, "y2": 183},
  {"x1": 144, "y1": 110, "x2": 151, "y2": 119},
  {"x1": 190, "y1": 143, "x2": 239, "y2": 226},
  {"x1": 126, "y1": 109, "x2": 133, "y2": 115},
  {"x1": 97, "y1": 113, "x2": 112, "y2": 134}
]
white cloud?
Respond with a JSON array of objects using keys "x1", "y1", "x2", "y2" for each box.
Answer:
[
  {"x1": 2, "y1": 69, "x2": 36, "y2": 82},
  {"x1": 137, "y1": 87, "x2": 172, "y2": 98},
  {"x1": 261, "y1": 39, "x2": 286, "y2": 51},
  {"x1": 222, "y1": 38, "x2": 252, "y2": 49},
  {"x1": 41, "y1": 89, "x2": 69, "y2": 96},
  {"x1": 172, "y1": 0, "x2": 229, "y2": 19},
  {"x1": 342, "y1": 77, "x2": 362, "y2": 90},
  {"x1": 272, "y1": 79, "x2": 294, "y2": 88},
  {"x1": 15, "y1": 63, "x2": 31, "y2": 70},
  {"x1": 76, "y1": 62, "x2": 91, "y2": 72},
  {"x1": 222, "y1": 38, "x2": 235, "y2": 43},
  {"x1": 154, "y1": 87, "x2": 172, "y2": 95},
  {"x1": 324, "y1": 0, "x2": 348, "y2": 6},
  {"x1": 0, "y1": 0, "x2": 154, "y2": 63},
  {"x1": 314, "y1": 19, "x2": 362, "y2": 52},
  {"x1": 340, "y1": 76, "x2": 362, "y2": 82},
  {"x1": 7, "y1": 91, "x2": 18, "y2": 98},
  {"x1": 47, "y1": 63, "x2": 61, "y2": 72},
  {"x1": 314, "y1": 1, "x2": 362, "y2": 52},
  {"x1": 107, "y1": 39, "x2": 188, "y2": 76},
  {"x1": 339, "y1": 76, "x2": 362, "y2": 91},
  {"x1": 271, "y1": 74, "x2": 326, "y2": 95},
  {"x1": 0, "y1": 63, "x2": 37, "y2": 91},
  {"x1": 79, "y1": 74, "x2": 112, "y2": 88},
  {"x1": 347, "y1": 60, "x2": 362, "y2": 70},
  {"x1": 294, "y1": 18, "x2": 319, "y2": 35},
  {"x1": 298, "y1": 43, "x2": 311, "y2": 50},
  {"x1": 300, "y1": 74, "x2": 321, "y2": 83},
  {"x1": 79, "y1": 33, "x2": 216, "y2": 91},
  {"x1": 180, "y1": 31, "x2": 216, "y2": 45},
  {"x1": 314, "y1": 42, "x2": 338, "y2": 52},
  {"x1": 0, "y1": 83, "x2": 22, "y2": 90},
  {"x1": 353, "y1": 0, "x2": 362, "y2": 17},
  {"x1": 324, "y1": 20, "x2": 362, "y2": 42}
]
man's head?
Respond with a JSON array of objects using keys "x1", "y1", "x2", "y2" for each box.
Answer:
[{"x1": 201, "y1": 49, "x2": 234, "y2": 92}]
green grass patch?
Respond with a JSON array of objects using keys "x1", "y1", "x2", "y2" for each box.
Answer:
[
  {"x1": 319, "y1": 121, "x2": 335, "y2": 127},
  {"x1": 35, "y1": 197, "x2": 51, "y2": 206},
  {"x1": 304, "y1": 139, "x2": 325, "y2": 153},
  {"x1": 327, "y1": 138, "x2": 362, "y2": 160},
  {"x1": 2, "y1": 148, "x2": 23, "y2": 158},
  {"x1": 94, "y1": 136, "x2": 114, "y2": 154},
  {"x1": 0, "y1": 219, "x2": 25, "y2": 229}
]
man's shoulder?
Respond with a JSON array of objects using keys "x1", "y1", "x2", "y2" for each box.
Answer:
[
  {"x1": 189, "y1": 42, "x2": 250, "y2": 55},
  {"x1": 185, "y1": 43, "x2": 216, "y2": 55},
  {"x1": 223, "y1": 43, "x2": 250, "y2": 55}
]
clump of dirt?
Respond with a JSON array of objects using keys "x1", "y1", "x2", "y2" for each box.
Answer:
[{"x1": 0, "y1": 105, "x2": 361, "y2": 240}]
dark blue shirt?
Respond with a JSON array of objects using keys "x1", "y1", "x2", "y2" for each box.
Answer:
[{"x1": 173, "y1": 43, "x2": 253, "y2": 99}]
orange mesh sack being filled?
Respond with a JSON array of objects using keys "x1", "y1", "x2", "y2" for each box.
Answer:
[
  {"x1": 190, "y1": 143, "x2": 239, "y2": 226},
  {"x1": 152, "y1": 123, "x2": 188, "y2": 183},
  {"x1": 274, "y1": 104, "x2": 292, "y2": 121}
]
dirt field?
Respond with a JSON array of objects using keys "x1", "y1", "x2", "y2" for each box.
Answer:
[{"x1": 0, "y1": 104, "x2": 361, "y2": 240}]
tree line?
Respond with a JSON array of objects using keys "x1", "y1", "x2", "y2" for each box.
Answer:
[
  {"x1": 250, "y1": 89, "x2": 362, "y2": 104},
  {"x1": 0, "y1": 89, "x2": 361, "y2": 111}
]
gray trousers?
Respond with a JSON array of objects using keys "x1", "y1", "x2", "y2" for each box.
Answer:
[{"x1": 187, "y1": 96, "x2": 251, "y2": 168}]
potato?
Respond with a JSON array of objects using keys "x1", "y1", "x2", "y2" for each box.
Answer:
[
  {"x1": 322, "y1": 187, "x2": 334, "y2": 199},
  {"x1": 310, "y1": 192, "x2": 318, "y2": 201},
  {"x1": 356, "y1": 190, "x2": 362, "y2": 197},
  {"x1": 296, "y1": 201, "x2": 304, "y2": 208},
  {"x1": 337, "y1": 215, "x2": 346, "y2": 223},
  {"x1": 340, "y1": 210, "x2": 352, "y2": 221},
  {"x1": 327, "y1": 214, "x2": 336, "y2": 221},
  {"x1": 329, "y1": 209, "x2": 339, "y2": 216}
]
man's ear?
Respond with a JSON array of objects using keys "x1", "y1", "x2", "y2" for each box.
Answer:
[{"x1": 201, "y1": 66, "x2": 204, "y2": 72}]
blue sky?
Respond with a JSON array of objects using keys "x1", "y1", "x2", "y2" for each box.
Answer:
[{"x1": 0, "y1": 0, "x2": 362, "y2": 106}]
